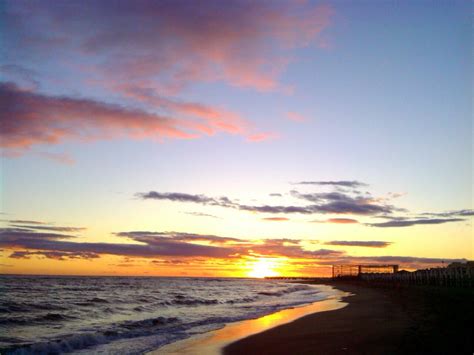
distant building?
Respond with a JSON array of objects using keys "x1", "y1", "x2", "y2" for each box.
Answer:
[{"x1": 332, "y1": 264, "x2": 398, "y2": 278}]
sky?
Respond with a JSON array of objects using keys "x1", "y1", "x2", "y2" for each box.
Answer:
[{"x1": 0, "y1": 0, "x2": 472, "y2": 277}]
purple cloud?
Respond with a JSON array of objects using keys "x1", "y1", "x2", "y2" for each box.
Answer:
[
  {"x1": 9, "y1": 250, "x2": 99, "y2": 260},
  {"x1": 368, "y1": 218, "x2": 465, "y2": 228},
  {"x1": 0, "y1": 82, "x2": 197, "y2": 155},
  {"x1": 138, "y1": 189, "x2": 394, "y2": 216},
  {"x1": 4, "y1": 0, "x2": 332, "y2": 92},
  {"x1": 294, "y1": 180, "x2": 368, "y2": 188},
  {"x1": 0, "y1": 228, "x2": 342, "y2": 261},
  {"x1": 1, "y1": 225, "x2": 464, "y2": 270},
  {"x1": 2, "y1": 1, "x2": 334, "y2": 154},
  {"x1": 325, "y1": 241, "x2": 391, "y2": 248},
  {"x1": 10, "y1": 225, "x2": 85, "y2": 233}
]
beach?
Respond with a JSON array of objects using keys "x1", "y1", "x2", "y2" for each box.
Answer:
[
  {"x1": 225, "y1": 281, "x2": 474, "y2": 354},
  {"x1": 151, "y1": 280, "x2": 474, "y2": 355}
]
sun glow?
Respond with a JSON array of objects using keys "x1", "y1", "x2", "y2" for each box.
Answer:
[{"x1": 247, "y1": 258, "x2": 279, "y2": 278}]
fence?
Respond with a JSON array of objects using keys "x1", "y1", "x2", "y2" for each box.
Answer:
[{"x1": 359, "y1": 266, "x2": 474, "y2": 288}]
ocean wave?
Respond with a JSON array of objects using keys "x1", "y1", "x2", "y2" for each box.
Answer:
[
  {"x1": 0, "y1": 312, "x2": 76, "y2": 326},
  {"x1": 224, "y1": 296, "x2": 257, "y2": 304},
  {"x1": 40, "y1": 313, "x2": 76, "y2": 322},
  {"x1": 0, "y1": 300, "x2": 68, "y2": 313},
  {"x1": 257, "y1": 284, "x2": 313, "y2": 297},
  {"x1": 120, "y1": 316, "x2": 180, "y2": 330},
  {"x1": 172, "y1": 297, "x2": 219, "y2": 306},
  {"x1": 2, "y1": 316, "x2": 182, "y2": 355},
  {"x1": 0, "y1": 301, "x2": 69, "y2": 313},
  {"x1": 87, "y1": 297, "x2": 109, "y2": 304},
  {"x1": 60, "y1": 287, "x2": 104, "y2": 292}
]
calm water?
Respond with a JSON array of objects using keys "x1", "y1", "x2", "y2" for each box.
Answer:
[{"x1": 0, "y1": 276, "x2": 335, "y2": 354}]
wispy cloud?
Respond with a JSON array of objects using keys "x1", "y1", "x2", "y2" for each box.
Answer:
[
  {"x1": 9, "y1": 250, "x2": 99, "y2": 260},
  {"x1": 138, "y1": 188, "x2": 395, "y2": 216},
  {"x1": 1, "y1": 81, "x2": 277, "y2": 156},
  {"x1": 137, "y1": 184, "x2": 471, "y2": 229},
  {"x1": 294, "y1": 180, "x2": 368, "y2": 188},
  {"x1": 1, "y1": 229, "x2": 235, "y2": 259},
  {"x1": 34, "y1": 151, "x2": 76, "y2": 165},
  {"x1": 9, "y1": 225, "x2": 86, "y2": 233},
  {"x1": 183, "y1": 212, "x2": 220, "y2": 219},
  {"x1": 0, "y1": 227, "x2": 77, "y2": 241},
  {"x1": 291, "y1": 190, "x2": 393, "y2": 215},
  {"x1": 246, "y1": 132, "x2": 279, "y2": 142},
  {"x1": 313, "y1": 218, "x2": 359, "y2": 224},
  {"x1": 325, "y1": 241, "x2": 391, "y2": 248},
  {"x1": 2, "y1": 220, "x2": 47, "y2": 225},
  {"x1": 368, "y1": 218, "x2": 465, "y2": 228},
  {"x1": 1, "y1": 223, "x2": 464, "y2": 270},
  {"x1": 262, "y1": 217, "x2": 290, "y2": 222},
  {"x1": 0, "y1": 228, "x2": 341, "y2": 261},
  {"x1": 421, "y1": 209, "x2": 474, "y2": 218},
  {"x1": 2, "y1": 1, "x2": 334, "y2": 154},
  {"x1": 138, "y1": 192, "x2": 221, "y2": 205},
  {"x1": 0, "y1": 64, "x2": 39, "y2": 90},
  {"x1": 286, "y1": 111, "x2": 308, "y2": 122},
  {"x1": 115, "y1": 231, "x2": 243, "y2": 245},
  {"x1": 0, "y1": 82, "x2": 196, "y2": 154},
  {"x1": 5, "y1": 1, "x2": 332, "y2": 92}
]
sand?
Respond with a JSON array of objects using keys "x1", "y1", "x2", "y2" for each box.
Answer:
[{"x1": 224, "y1": 281, "x2": 474, "y2": 355}]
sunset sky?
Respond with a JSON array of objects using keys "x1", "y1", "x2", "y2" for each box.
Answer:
[{"x1": 1, "y1": 0, "x2": 472, "y2": 277}]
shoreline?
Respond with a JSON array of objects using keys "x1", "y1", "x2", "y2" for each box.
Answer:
[
  {"x1": 148, "y1": 284, "x2": 349, "y2": 355},
  {"x1": 225, "y1": 281, "x2": 474, "y2": 354}
]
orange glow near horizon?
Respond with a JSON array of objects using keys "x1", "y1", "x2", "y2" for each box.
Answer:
[{"x1": 1, "y1": 244, "x2": 463, "y2": 278}]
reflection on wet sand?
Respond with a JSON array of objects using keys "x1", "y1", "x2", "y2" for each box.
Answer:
[{"x1": 151, "y1": 286, "x2": 349, "y2": 355}]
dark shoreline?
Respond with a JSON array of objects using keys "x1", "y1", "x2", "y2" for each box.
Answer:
[{"x1": 224, "y1": 281, "x2": 473, "y2": 355}]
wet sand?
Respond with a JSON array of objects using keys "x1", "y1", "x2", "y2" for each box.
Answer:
[
  {"x1": 224, "y1": 281, "x2": 474, "y2": 355},
  {"x1": 150, "y1": 285, "x2": 349, "y2": 355}
]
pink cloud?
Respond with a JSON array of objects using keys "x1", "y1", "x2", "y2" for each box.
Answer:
[
  {"x1": 327, "y1": 218, "x2": 359, "y2": 224},
  {"x1": 36, "y1": 152, "x2": 76, "y2": 165},
  {"x1": 2, "y1": 1, "x2": 334, "y2": 154},
  {"x1": 2, "y1": 226, "x2": 464, "y2": 271},
  {"x1": 286, "y1": 111, "x2": 308, "y2": 122},
  {"x1": 246, "y1": 132, "x2": 280, "y2": 143},
  {"x1": 0, "y1": 82, "x2": 272, "y2": 154},
  {"x1": 262, "y1": 217, "x2": 290, "y2": 222},
  {"x1": 0, "y1": 83, "x2": 197, "y2": 154},
  {"x1": 6, "y1": 1, "x2": 333, "y2": 93},
  {"x1": 116, "y1": 84, "x2": 249, "y2": 136}
]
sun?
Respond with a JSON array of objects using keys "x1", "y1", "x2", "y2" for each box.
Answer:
[{"x1": 248, "y1": 258, "x2": 279, "y2": 278}]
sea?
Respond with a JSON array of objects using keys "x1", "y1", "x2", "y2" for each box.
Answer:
[{"x1": 0, "y1": 275, "x2": 337, "y2": 354}]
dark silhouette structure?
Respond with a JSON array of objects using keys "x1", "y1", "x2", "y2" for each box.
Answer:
[{"x1": 332, "y1": 264, "x2": 398, "y2": 278}]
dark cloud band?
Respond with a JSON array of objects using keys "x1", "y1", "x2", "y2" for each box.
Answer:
[
  {"x1": 368, "y1": 218, "x2": 465, "y2": 228},
  {"x1": 138, "y1": 189, "x2": 394, "y2": 216},
  {"x1": 325, "y1": 241, "x2": 391, "y2": 248}
]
